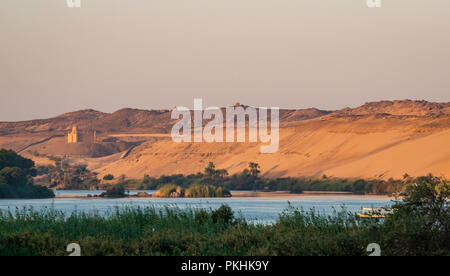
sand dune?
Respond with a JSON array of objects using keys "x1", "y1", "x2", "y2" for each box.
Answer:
[
  {"x1": 94, "y1": 115, "x2": 450, "y2": 180},
  {"x1": 1, "y1": 100, "x2": 449, "y2": 180}
]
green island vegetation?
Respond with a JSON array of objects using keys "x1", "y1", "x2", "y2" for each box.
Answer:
[
  {"x1": 152, "y1": 162, "x2": 232, "y2": 198},
  {"x1": 122, "y1": 162, "x2": 407, "y2": 195},
  {"x1": 34, "y1": 156, "x2": 419, "y2": 196},
  {"x1": 35, "y1": 157, "x2": 100, "y2": 190},
  {"x1": 0, "y1": 149, "x2": 54, "y2": 199},
  {"x1": 99, "y1": 185, "x2": 127, "y2": 198},
  {"x1": 0, "y1": 175, "x2": 448, "y2": 256},
  {"x1": 153, "y1": 183, "x2": 231, "y2": 198},
  {"x1": 0, "y1": 149, "x2": 433, "y2": 198}
]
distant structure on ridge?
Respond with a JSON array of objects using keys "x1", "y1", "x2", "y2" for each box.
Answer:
[{"x1": 67, "y1": 126, "x2": 97, "y2": 144}]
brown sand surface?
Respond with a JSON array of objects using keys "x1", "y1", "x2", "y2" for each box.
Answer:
[
  {"x1": 1, "y1": 101, "x2": 449, "y2": 181},
  {"x1": 93, "y1": 116, "x2": 450, "y2": 180}
]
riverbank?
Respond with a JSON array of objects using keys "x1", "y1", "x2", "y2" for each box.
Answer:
[
  {"x1": 0, "y1": 191, "x2": 393, "y2": 223},
  {"x1": 0, "y1": 199, "x2": 447, "y2": 256},
  {"x1": 4, "y1": 175, "x2": 446, "y2": 256},
  {"x1": 232, "y1": 191, "x2": 391, "y2": 198},
  {"x1": 53, "y1": 190, "x2": 391, "y2": 199}
]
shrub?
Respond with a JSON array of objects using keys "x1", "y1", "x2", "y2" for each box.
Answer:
[
  {"x1": 155, "y1": 184, "x2": 183, "y2": 198},
  {"x1": 290, "y1": 183, "x2": 304, "y2": 194},
  {"x1": 0, "y1": 149, "x2": 54, "y2": 199},
  {"x1": 0, "y1": 191, "x2": 448, "y2": 256},
  {"x1": 103, "y1": 174, "x2": 114, "y2": 181},
  {"x1": 381, "y1": 175, "x2": 450, "y2": 255},
  {"x1": 211, "y1": 205, "x2": 234, "y2": 224},
  {"x1": 194, "y1": 210, "x2": 210, "y2": 225},
  {"x1": 101, "y1": 185, "x2": 126, "y2": 198}
]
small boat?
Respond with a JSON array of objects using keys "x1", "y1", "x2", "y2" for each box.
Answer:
[{"x1": 356, "y1": 208, "x2": 392, "y2": 219}]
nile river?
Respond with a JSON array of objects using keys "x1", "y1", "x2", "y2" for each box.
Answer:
[{"x1": 0, "y1": 190, "x2": 393, "y2": 223}]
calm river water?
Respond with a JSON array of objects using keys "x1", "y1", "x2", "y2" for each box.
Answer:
[{"x1": 0, "y1": 190, "x2": 394, "y2": 223}]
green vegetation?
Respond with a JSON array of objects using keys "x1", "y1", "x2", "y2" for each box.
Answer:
[
  {"x1": 103, "y1": 174, "x2": 114, "y2": 181},
  {"x1": 0, "y1": 175, "x2": 448, "y2": 256},
  {"x1": 153, "y1": 183, "x2": 231, "y2": 198},
  {"x1": 154, "y1": 183, "x2": 183, "y2": 197},
  {"x1": 384, "y1": 174, "x2": 449, "y2": 255},
  {"x1": 34, "y1": 159, "x2": 407, "y2": 195},
  {"x1": 0, "y1": 149, "x2": 54, "y2": 199},
  {"x1": 185, "y1": 184, "x2": 231, "y2": 198},
  {"x1": 36, "y1": 161, "x2": 99, "y2": 190},
  {"x1": 99, "y1": 185, "x2": 127, "y2": 198},
  {"x1": 150, "y1": 162, "x2": 233, "y2": 197},
  {"x1": 120, "y1": 162, "x2": 406, "y2": 195}
]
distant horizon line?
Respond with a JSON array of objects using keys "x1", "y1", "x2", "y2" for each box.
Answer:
[{"x1": 1, "y1": 98, "x2": 449, "y2": 123}]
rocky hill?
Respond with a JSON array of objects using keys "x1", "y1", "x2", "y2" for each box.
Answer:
[
  {"x1": 0, "y1": 106, "x2": 331, "y2": 135},
  {"x1": 334, "y1": 100, "x2": 450, "y2": 117}
]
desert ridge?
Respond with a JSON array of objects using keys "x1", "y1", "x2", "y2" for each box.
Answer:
[{"x1": 0, "y1": 100, "x2": 449, "y2": 180}]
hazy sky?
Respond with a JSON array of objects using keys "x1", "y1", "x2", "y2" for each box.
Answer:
[{"x1": 1, "y1": 0, "x2": 449, "y2": 121}]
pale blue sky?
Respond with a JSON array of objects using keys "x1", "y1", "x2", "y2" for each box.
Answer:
[{"x1": 1, "y1": 0, "x2": 449, "y2": 121}]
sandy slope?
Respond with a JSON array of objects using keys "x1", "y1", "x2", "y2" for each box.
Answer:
[
  {"x1": 94, "y1": 115, "x2": 450, "y2": 180},
  {"x1": 1, "y1": 100, "x2": 449, "y2": 180},
  {"x1": 323, "y1": 129, "x2": 450, "y2": 179}
]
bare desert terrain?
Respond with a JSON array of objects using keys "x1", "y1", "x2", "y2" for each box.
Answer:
[{"x1": 1, "y1": 100, "x2": 449, "y2": 180}]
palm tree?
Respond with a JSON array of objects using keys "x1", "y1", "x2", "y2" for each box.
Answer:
[
  {"x1": 248, "y1": 162, "x2": 260, "y2": 179},
  {"x1": 204, "y1": 162, "x2": 216, "y2": 177},
  {"x1": 248, "y1": 162, "x2": 260, "y2": 192},
  {"x1": 217, "y1": 169, "x2": 229, "y2": 179}
]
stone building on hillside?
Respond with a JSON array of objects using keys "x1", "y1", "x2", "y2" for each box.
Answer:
[
  {"x1": 67, "y1": 126, "x2": 79, "y2": 143},
  {"x1": 67, "y1": 126, "x2": 97, "y2": 144}
]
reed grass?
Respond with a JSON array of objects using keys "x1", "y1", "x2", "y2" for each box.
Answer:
[{"x1": 0, "y1": 203, "x2": 447, "y2": 256}]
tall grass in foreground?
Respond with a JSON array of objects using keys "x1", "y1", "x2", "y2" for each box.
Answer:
[
  {"x1": 0, "y1": 174, "x2": 448, "y2": 256},
  {"x1": 0, "y1": 203, "x2": 447, "y2": 256}
]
